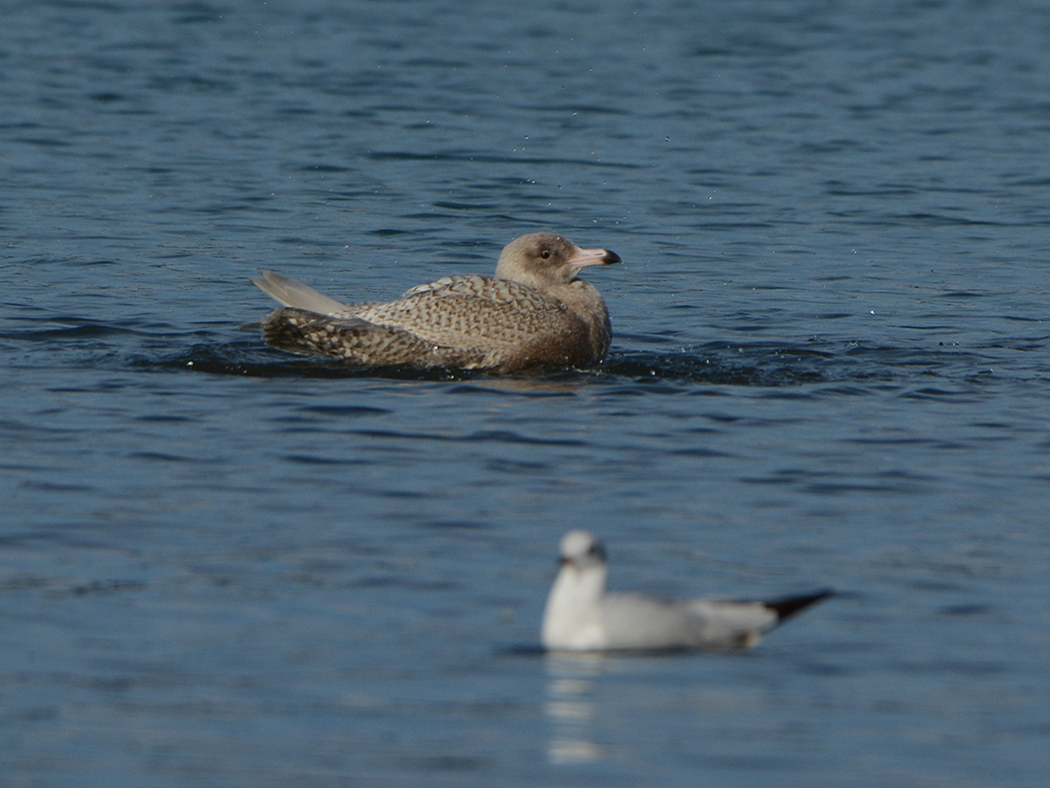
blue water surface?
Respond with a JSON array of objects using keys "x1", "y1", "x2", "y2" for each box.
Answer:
[{"x1": 3, "y1": 1, "x2": 1050, "y2": 786}]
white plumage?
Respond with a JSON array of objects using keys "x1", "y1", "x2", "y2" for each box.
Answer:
[{"x1": 541, "y1": 530, "x2": 831, "y2": 653}]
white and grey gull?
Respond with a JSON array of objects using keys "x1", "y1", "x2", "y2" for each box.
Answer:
[
  {"x1": 542, "y1": 530, "x2": 832, "y2": 653},
  {"x1": 250, "y1": 232, "x2": 620, "y2": 371}
]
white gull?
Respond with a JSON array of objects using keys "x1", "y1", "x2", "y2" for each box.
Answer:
[{"x1": 541, "y1": 530, "x2": 832, "y2": 653}]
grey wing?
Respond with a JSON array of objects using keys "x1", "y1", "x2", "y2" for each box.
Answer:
[
  {"x1": 599, "y1": 594, "x2": 777, "y2": 651},
  {"x1": 685, "y1": 599, "x2": 780, "y2": 643},
  {"x1": 596, "y1": 594, "x2": 711, "y2": 651}
]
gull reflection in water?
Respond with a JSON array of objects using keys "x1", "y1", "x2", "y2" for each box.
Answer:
[{"x1": 543, "y1": 654, "x2": 608, "y2": 765}]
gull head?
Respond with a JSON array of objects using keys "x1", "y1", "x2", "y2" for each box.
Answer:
[
  {"x1": 558, "y1": 529, "x2": 607, "y2": 571},
  {"x1": 495, "y1": 233, "x2": 620, "y2": 291}
]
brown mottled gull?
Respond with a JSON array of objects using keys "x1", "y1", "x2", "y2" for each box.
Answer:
[{"x1": 250, "y1": 232, "x2": 620, "y2": 371}]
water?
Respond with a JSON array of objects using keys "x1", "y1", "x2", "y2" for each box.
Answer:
[{"x1": 3, "y1": 0, "x2": 1050, "y2": 785}]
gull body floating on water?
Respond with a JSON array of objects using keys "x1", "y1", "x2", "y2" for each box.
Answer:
[
  {"x1": 250, "y1": 233, "x2": 620, "y2": 371},
  {"x1": 542, "y1": 530, "x2": 832, "y2": 653}
]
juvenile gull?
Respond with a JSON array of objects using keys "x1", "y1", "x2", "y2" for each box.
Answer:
[
  {"x1": 250, "y1": 233, "x2": 620, "y2": 371},
  {"x1": 541, "y1": 530, "x2": 832, "y2": 653}
]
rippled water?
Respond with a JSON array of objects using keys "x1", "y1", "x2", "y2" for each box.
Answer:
[{"x1": 4, "y1": 1, "x2": 1050, "y2": 785}]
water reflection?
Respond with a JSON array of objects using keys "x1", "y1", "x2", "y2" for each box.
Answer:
[{"x1": 544, "y1": 654, "x2": 608, "y2": 765}]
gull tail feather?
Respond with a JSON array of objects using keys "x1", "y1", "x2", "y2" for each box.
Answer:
[{"x1": 251, "y1": 270, "x2": 350, "y2": 315}]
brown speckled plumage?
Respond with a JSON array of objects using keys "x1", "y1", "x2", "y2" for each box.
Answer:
[{"x1": 250, "y1": 233, "x2": 620, "y2": 371}]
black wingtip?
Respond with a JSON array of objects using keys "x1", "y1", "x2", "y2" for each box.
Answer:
[{"x1": 766, "y1": 588, "x2": 834, "y2": 622}]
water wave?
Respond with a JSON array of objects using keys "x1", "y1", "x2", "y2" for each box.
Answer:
[
  {"x1": 4, "y1": 314, "x2": 987, "y2": 388},
  {"x1": 147, "y1": 336, "x2": 984, "y2": 389}
]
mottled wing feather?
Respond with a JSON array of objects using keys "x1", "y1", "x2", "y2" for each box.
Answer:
[
  {"x1": 261, "y1": 308, "x2": 485, "y2": 367},
  {"x1": 356, "y1": 275, "x2": 573, "y2": 351}
]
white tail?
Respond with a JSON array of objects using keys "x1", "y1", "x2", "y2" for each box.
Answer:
[{"x1": 251, "y1": 270, "x2": 350, "y2": 316}]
